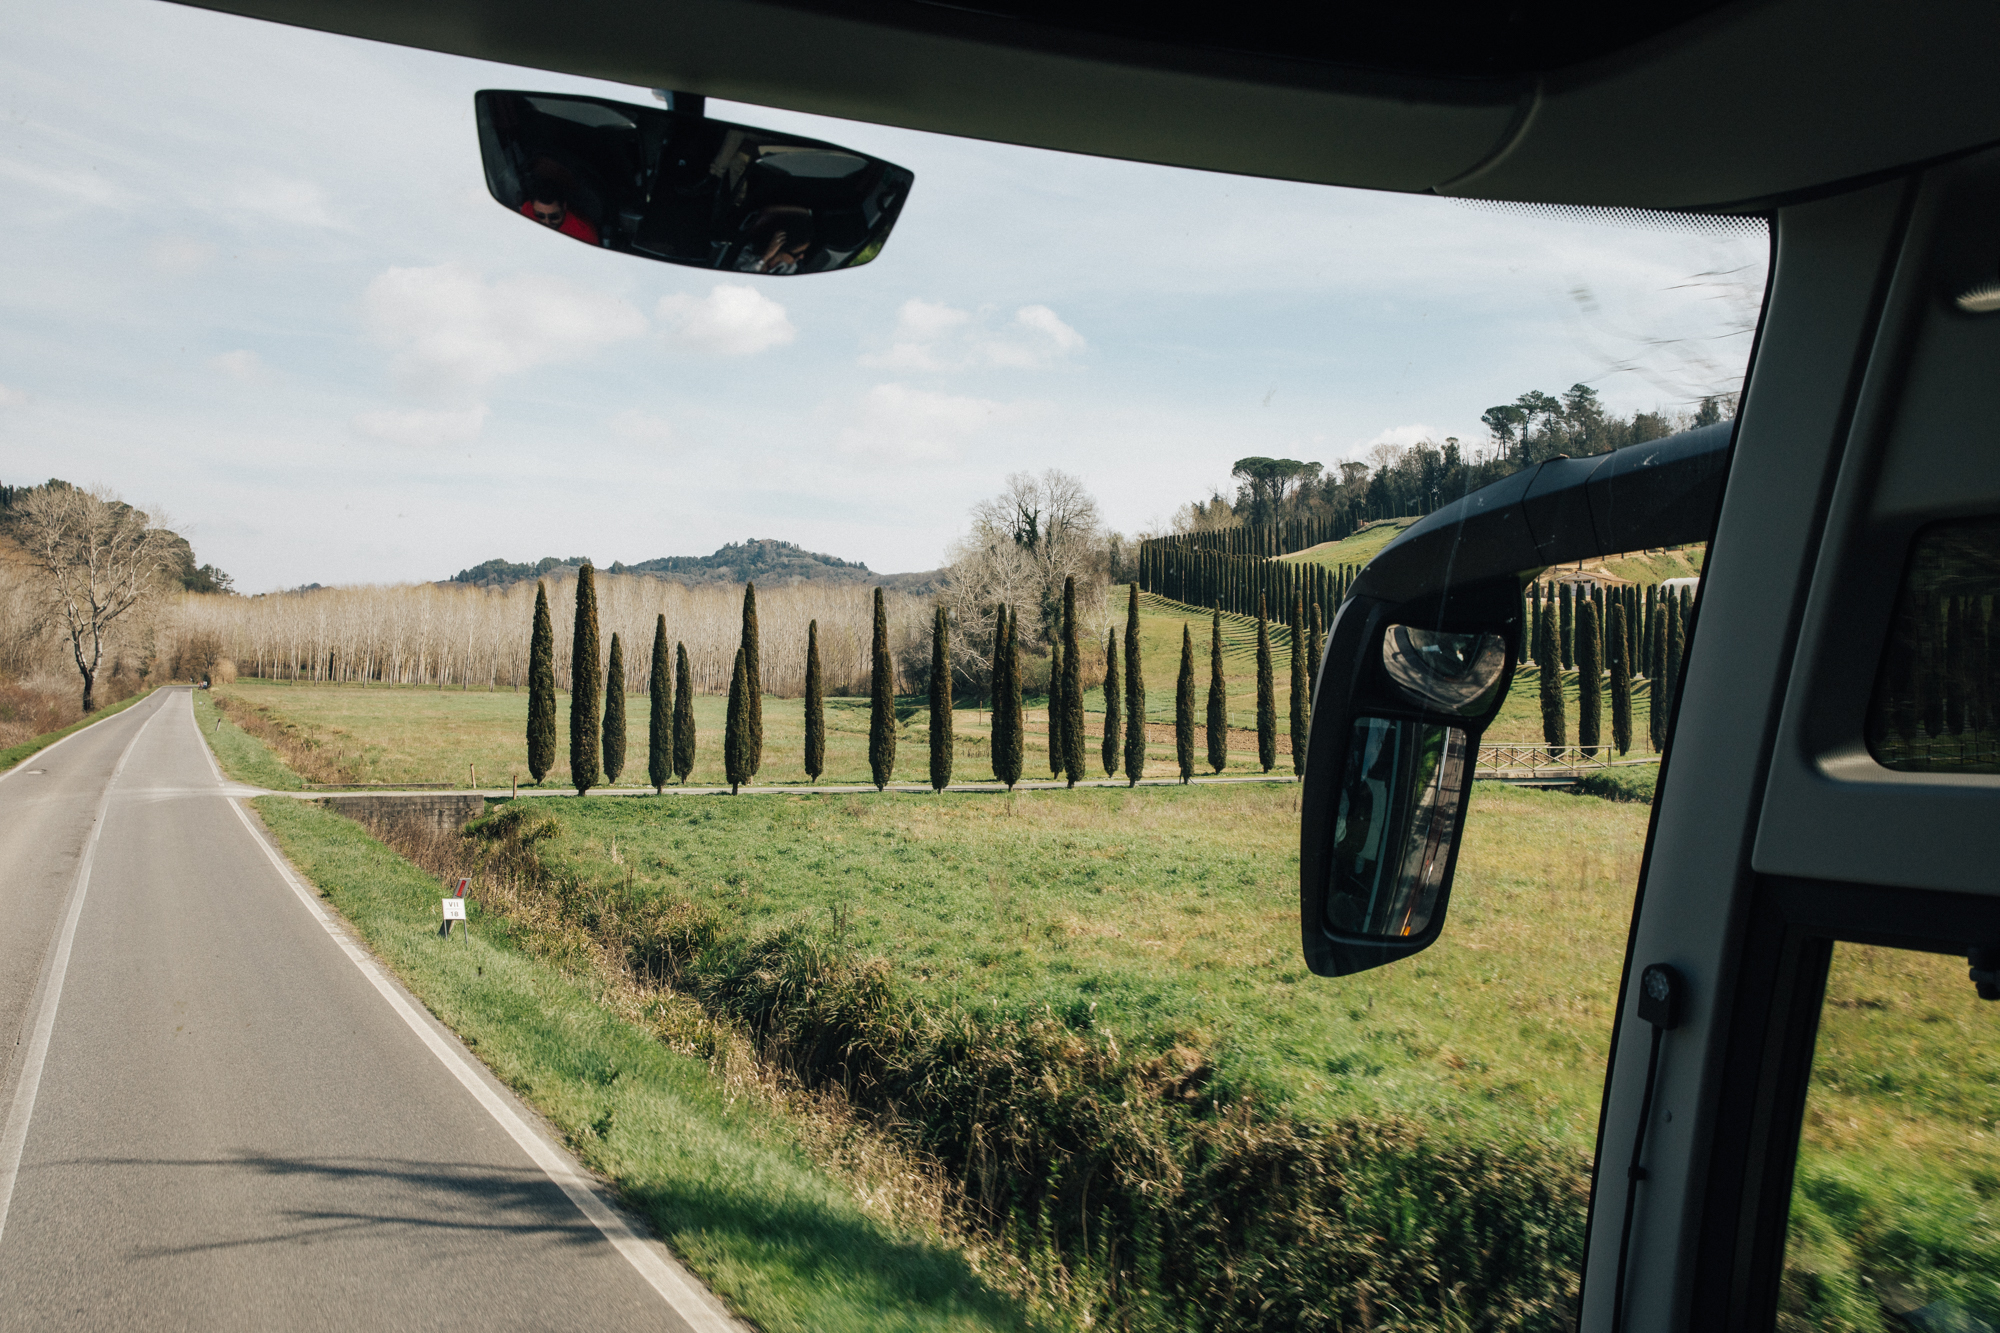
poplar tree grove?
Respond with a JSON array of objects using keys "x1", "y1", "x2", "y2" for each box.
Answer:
[
  {"x1": 725, "y1": 647, "x2": 750, "y2": 794},
  {"x1": 1608, "y1": 602, "x2": 1634, "y2": 755},
  {"x1": 1176, "y1": 622, "x2": 1195, "y2": 784},
  {"x1": 1060, "y1": 576, "x2": 1085, "y2": 787},
  {"x1": 1124, "y1": 584, "x2": 1146, "y2": 785},
  {"x1": 526, "y1": 581, "x2": 556, "y2": 783},
  {"x1": 929, "y1": 605, "x2": 953, "y2": 793},
  {"x1": 570, "y1": 562, "x2": 602, "y2": 795},
  {"x1": 997, "y1": 605, "x2": 1024, "y2": 789},
  {"x1": 1576, "y1": 600, "x2": 1601, "y2": 758},
  {"x1": 804, "y1": 619, "x2": 825, "y2": 782},
  {"x1": 649, "y1": 615, "x2": 670, "y2": 793},
  {"x1": 1256, "y1": 595, "x2": 1277, "y2": 773},
  {"x1": 1101, "y1": 628, "x2": 1121, "y2": 778},
  {"x1": 602, "y1": 632, "x2": 627, "y2": 783},
  {"x1": 868, "y1": 586, "x2": 896, "y2": 791},
  {"x1": 673, "y1": 641, "x2": 696, "y2": 784},
  {"x1": 1207, "y1": 606, "x2": 1228, "y2": 775},
  {"x1": 1538, "y1": 608, "x2": 1567, "y2": 755},
  {"x1": 741, "y1": 582, "x2": 763, "y2": 777},
  {"x1": 1289, "y1": 593, "x2": 1310, "y2": 777}
]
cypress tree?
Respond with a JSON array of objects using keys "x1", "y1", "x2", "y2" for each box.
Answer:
[
  {"x1": 869, "y1": 586, "x2": 896, "y2": 790},
  {"x1": 1559, "y1": 583, "x2": 1574, "y2": 669},
  {"x1": 1609, "y1": 602, "x2": 1633, "y2": 756},
  {"x1": 1124, "y1": 583, "x2": 1146, "y2": 785},
  {"x1": 1101, "y1": 628, "x2": 1121, "y2": 778},
  {"x1": 724, "y1": 648, "x2": 750, "y2": 794},
  {"x1": 673, "y1": 642, "x2": 696, "y2": 783},
  {"x1": 602, "y1": 632, "x2": 627, "y2": 783},
  {"x1": 1060, "y1": 576, "x2": 1084, "y2": 786},
  {"x1": 1047, "y1": 635, "x2": 1066, "y2": 778},
  {"x1": 1309, "y1": 601, "x2": 1325, "y2": 677},
  {"x1": 1648, "y1": 606, "x2": 1668, "y2": 750},
  {"x1": 1529, "y1": 582, "x2": 1543, "y2": 665},
  {"x1": 1521, "y1": 588, "x2": 1534, "y2": 662},
  {"x1": 1665, "y1": 594, "x2": 1686, "y2": 741},
  {"x1": 1538, "y1": 609, "x2": 1567, "y2": 757},
  {"x1": 741, "y1": 582, "x2": 763, "y2": 776},
  {"x1": 1175, "y1": 623, "x2": 1195, "y2": 784},
  {"x1": 991, "y1": 605, "x2": 1012, "y2": 784},
  {"x1": 1207, "y1": 606, "x2": 1228, "y2": 774},
  {"x1": 804, "y1": 619, "x2": 825, "y2": 782},
  {"x1": 929, "y1": 606, "x2": 953, "y2": 792},
  {"x1": 1255, "y1": 595, "x2": 1277, "y2": 773},
  {"x1": 570, "y1": 563, "x2": 602, "y2": 795},
  {"x1": 1576, "y1": 600, "x2": 1601, "y2": 758},
  {"x1": 648, "y1": 615, "x2": 670, "y2": 793},
  {"x1": 1289, "y1": 593, "x2": 1310, "y2": 777},
  {"x1": 998, "y1": 606, "x2": 1024, "y2": 789},
  {"x1": 526, "y1": 582, "x2": 557, "y2": 782}
]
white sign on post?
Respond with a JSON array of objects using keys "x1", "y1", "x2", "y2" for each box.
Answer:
[{"x1": 442, "y1": 898, "x2": 467, "y2": 921}]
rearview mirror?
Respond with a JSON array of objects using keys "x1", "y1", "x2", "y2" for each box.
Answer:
[{"x1": 475, "y1": 91, "x2": 914, "y2": 275}]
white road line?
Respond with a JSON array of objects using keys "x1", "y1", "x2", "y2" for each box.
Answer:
[
  {"x1": 0, "y1": 695, "x2": 165, "y2": 1243},
  {"x1": 0, "y1": 688, "x2": 164, "y2": 787},
  {"x1": 221, "y1": 794, "x2": 739, "y2": 1333}
]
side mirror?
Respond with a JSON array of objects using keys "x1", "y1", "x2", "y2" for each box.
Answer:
[
  {"x1": 1300, "y1": 422, "x2": 1736, "y2": 977},
  {"x1": 475, "y1": 90, "x2": 914, "y2": 275}
]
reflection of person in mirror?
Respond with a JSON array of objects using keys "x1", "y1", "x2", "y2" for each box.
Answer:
[
  {"x1": 734, "y1": 205, "x2": 812, "y2": 274},
  {"x1": 520, "y1": 176, "x2": 600, "y2": 246}
]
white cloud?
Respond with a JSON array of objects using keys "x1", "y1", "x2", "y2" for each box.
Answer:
[
  {"x1": 861, "y1": 300, "x2": 1084, "y2": 371},
  {"x1": 354, "y1": 404, "x2": 488, "y2": 448},
  {"x1": 609, "y1": 410, "x2": 674, "y2": 443},
  {"x1": 1361, "y1": 423, "x2": 1446, "y2": 451},
  {"x1": 0, "y1": 155, "x2": 131, "y2": 209},
  {"x1": 0, "y1": 385, "x2": 26, "y2": 407},
  {"x1": 210, "y1": 350, "x2": 263, "y2": 380},
  {"x1": 226, "y1": 173, "x2": 341, "y2": 229},
  {"x1": 655, "y1": 284, "x2": 795, "y2": 355},
  {"x1": 836, "y1": 383, "x2": 1015, "y2": 462},
  {"x1": 147, "y1": 236, "x2": 217, "y2": 274},
  {"x1": 362, "y1": 263, "x2": 648, "y2": 393}
]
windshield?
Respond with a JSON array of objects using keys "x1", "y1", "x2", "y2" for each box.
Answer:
[{"x1": 0, "y1": 3, "x2": 1769, "y2": 1330}]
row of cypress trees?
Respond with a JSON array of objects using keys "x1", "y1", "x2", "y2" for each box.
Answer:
[{"x1": 1534, "y1": 586, "x2": 1691, "y2": 757}]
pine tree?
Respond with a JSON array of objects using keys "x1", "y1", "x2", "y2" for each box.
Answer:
[
  {"x1": 1255, "y1": 596, "x2": 1277, "y2": 773},
  {"x1": 649, "y1": 615, "x2": 670, "y2": 793},
  {"x1": 1207, "y1": 605, "x2": 1228, "y2": 774},
  {"x1": 1576, "y1": 600, "x2": 1601, "y2": 758},
  {"x1": 1101, "y1": 628, "x2": 1121, "y2": 778},
  {"x1": 672, "y1": 642, "x2": 696, "y2": 783},
  {"x1": 602, "y1": 632, "x2": 627, "y2": 783},
  {"x1": 527, "y1": 582, "x2": 557, "y2": 783},
  {"x1": 1060, "y1": 576, "x2": 1084, "y2": 787},
  {"x1": 929, "y1": 605, "x2": 953, "y2": 792},
  {"x1": 570, "y1": 563, "x2": 602, "y2": 795},
  {"x1": 724, "y1": 648, "x2": 750, "y2": 794},
  {"x1": 1176, "y1": 623, "x2": 1195, "y2": 784},
  {"x1": 804, "y1": 619, "x2": 825, "y2": 783},
  {"x1": 1124, "y1": 584, "x2": 1146, "y2": 785},
  {"x1": 1608, "y1": 602, "x2": 1633, "y2": 756},
  {"x1": 997, "y1": 606, "x2": 1024, "y2": 789},
  {"x1": 869, "y1": 586, "x2": 896, "y2": 791},
  {"x1": 741, "y1": 582, "x2": 763, "y2": 776},
  {"x1": 1538, "y1": 609, "x2": 1567, "y2": 757},
  {"x1": 1289, "y1": 593, "x2": 1309, "y2": 777}
]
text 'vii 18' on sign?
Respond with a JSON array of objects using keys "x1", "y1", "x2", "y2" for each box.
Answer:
[{"x1": 441, "y1": 898, "x2": 467, "y2": 921}]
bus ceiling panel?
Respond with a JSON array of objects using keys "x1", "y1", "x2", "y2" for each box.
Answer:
[{"x1": 169, "y1": 0, "x2": 2000, "y2": 207}]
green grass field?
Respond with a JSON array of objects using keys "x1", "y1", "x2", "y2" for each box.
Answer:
[{"x1": 1281, "y1": 518, "x2": 1420, "y2": 570}]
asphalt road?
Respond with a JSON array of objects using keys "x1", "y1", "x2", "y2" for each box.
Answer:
[{"x1": 0, "y1": 689, "x2": 737, "y2": 1331}]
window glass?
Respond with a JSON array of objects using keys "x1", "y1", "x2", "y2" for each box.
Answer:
[
  {"x1": 1867, "y1": 517, "x2": 2000, "y2": 773},
  {"x1": 1782, "y1": 942, "x2": 2000, "y2": 1330}
]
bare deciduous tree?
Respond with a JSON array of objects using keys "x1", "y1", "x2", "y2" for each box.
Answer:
[{"x1": 12, "y1": 484, "x2": 179, "y2": 710}]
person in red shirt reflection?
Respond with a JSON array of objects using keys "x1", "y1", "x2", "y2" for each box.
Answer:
[{"x1": 520, "y1": 179, "x2": 599, "y2": 246}]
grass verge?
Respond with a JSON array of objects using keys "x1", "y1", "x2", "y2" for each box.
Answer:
[
  {"x1": 192, "y1": 687, "x2": 305, "y2": 789},
  {"x1": 0, "y1": 687, "x2": 157, "y2": 773}
]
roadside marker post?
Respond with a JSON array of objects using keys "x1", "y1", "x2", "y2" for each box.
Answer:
[{"x1": 438, "y1": 876, "x2": 470, "y2": 938}]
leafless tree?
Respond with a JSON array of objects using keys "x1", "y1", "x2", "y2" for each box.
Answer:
[
  {"x1": 11, "y1": 484, "x2": 181, "y2": 710},
  {"x1": 966, "y1": 470, "x2": 1104, "y2": 643}
]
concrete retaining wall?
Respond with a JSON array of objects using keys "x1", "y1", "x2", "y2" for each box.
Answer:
[{"x1": 319, "y1": 793, "x2": 486, "y2": 834}]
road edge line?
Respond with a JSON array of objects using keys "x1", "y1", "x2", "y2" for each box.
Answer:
[
  {"x1": 0, "y1": 686, "x2": 163, "y2": 788},
  {"x1": 221, "y1": 795, "x2": 739, "y2": 1333},
  {"x1": 0, "y1": 694, "x2": 166, "y2": 1243}
]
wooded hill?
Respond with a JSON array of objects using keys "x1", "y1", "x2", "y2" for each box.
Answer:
[{"x1": 449, "y1": 539, "x2": 941, "y2": 593}]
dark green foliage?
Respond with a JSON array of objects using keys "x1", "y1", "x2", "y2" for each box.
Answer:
[
  {"x1": 741, "y1": 582, "x2": 763, "y2": 776},
  {"x1": 1047, "y1": 636, "x2": 1066, "y2": 778},
  {"x1": 1558, "y1": 583, "x2": 1574, "y2": 669},
  {"x1": 1521, "y1": 588, "x2": 1533, "y2": 663},
  {"x1": 1648, "y1": 606, "x2": 1668, "y2": 750},
  {"x1": 804, "y1": 619, "x2": 825, "y2": 782},
  {"x1": 868, "y1": 587, "x2": 896, "y2": 791},
  {"x1": 1575, "y1": 601, "x2": 1601, "y2": 758},
  {"x1": 1060, "y1": 577, "x2": 1085, "y2": 787},
  {"x1": 1176, "y1": 624, "x2": 1195, "y2": 783},
  {"x1": 1289, "y1": 594, "x2": 1309, "y2": 777},
  {"x1": 1528, "y1": 583, "x2": 1542, "y2": 665},
  {"x1": 1538, "y1": 610, "x2": 1566, "y2": 755},
  {"x1": 996, "y1": 606, "x2": 1024, "y2": 789},
  {"x1": 929, "y1": 606, "x2": 953, "y2": 793},
  {"x1": 570, "y1": 563, "x2": 602, "y2": 795},
  {"x1": 1608, "y1": 603, "x2": 1633, "y2": 755},
  {"x1": 1256, "y1": 596, "x2": 1277, "y2": 773},
  {"x1": 1309, "y1": 600, "x2": 1324, "y2": 675},
  {"x1": 527, "y1": 582, "x2": 557, "y2": 782},
  {"x1": 990, "y1": 606, "x2": 1013, "y2": 785},
  {"x1": 1665, "y1": 592, "x2": 1686, "y2": 741},
  {"x1": 602, "y1": 633, "x2": 627, "y2": 783},
  {"x1": 1207, "y1": 606, "x2": 1228, "y2": 774},
  {"x1": 648, "y1": 616, "x2": 670, "y2": 793},
  {"x1": 672, "y1": 642, "x2": 696, "y2": 783},
  {"x1": 724, "y1": 648, "x2": 751, "y2": 794},
  {"x1": 1123, "y1": 584, "x2": 1146, "y2": 785},
  {"x1": 1101, "y1": 628, "x2": 1121, "y2": 778}
]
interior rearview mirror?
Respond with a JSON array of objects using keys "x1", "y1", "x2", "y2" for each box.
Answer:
[{"x1": 475, "y1": 90, "x2": 914, "y2": 275}]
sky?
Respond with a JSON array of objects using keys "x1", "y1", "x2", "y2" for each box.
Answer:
[{"x1": 0, "y1": 0, "x2": 1767, "y2": 591}]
